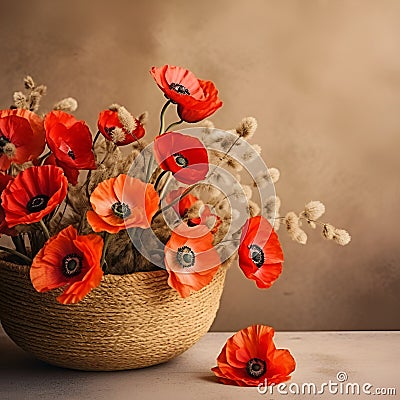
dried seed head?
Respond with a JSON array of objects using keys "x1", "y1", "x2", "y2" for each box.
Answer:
[
  {"x1": 253, "y1": 171, "x2": 271, "y2": 188},
  {"x1": 53, "y1": 97, "x2": 78, "y2": 112},
  {"x1": 268, "y1": 168, "x2": 280, "y2": 184},
  {"x1": 263, "y1": 195, "x2": 281, "y2": 217},
  {"x1": 110, "y1": 127, "x2": 126, "y2": 143},
  {"x1": 303, "y1": 200, "x2": 326, "y2": 221},
  {"x1": 28, "y1": 90, "x2": 42, "y2": 112},
  {"x1": 242, "y1": 185, "x2": 253, "y2": 201},
  {"x1": 247, "y1": 200, "x2": 260, "y2": 217},
  {"x1": 35, "y1": 84, "x2": 47, "y2": 96},
  {"x1": 291, "y1": 228, "x2": 308, "y2": 244},
  {"x1": 236, "y1": 117, "x2": 257, "y2": 139},
  {"x1": 333, "y1": 228, "x2": 351, "y2": 246},
  {"x1": 117, "y1": 106, "x2": 136, "y2": 134},
  {"x1": 203, "y1": 120, "x2": 215, "y2": 132},
  {"x1": 3, "y1": 143, "x2": 16, "y2": 158},
  {"x1": 285, "y1": 211, "x2": 300, "y2": 233},
  {"x1": 24, "y1": 75, "x2": 35, "y2": 89},
  {"x1": 13, "y1": 91, "x2": 28, "y2": 109},
  {"x1": 108, "y1": 103, "x2": 120, "y2": 111}
]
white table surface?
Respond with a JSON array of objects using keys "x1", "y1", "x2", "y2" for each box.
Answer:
[{"x1": 1, "y1": 327, "x2": 399, "y2": 400}]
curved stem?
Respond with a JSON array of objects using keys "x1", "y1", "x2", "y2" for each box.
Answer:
[
  {"x1": 92, "y1": 130, "x2": 101, "y2": 149},
  {"x1": 39, "y1": 219, "x2": 50, "y2": 241},
  {"x1": 158, "y1": 100, "x2": 172, "y2": 135},
  {"x1": 154, "y1": 170, "x2": 170, "y2": 191},
  {"x1": 165, "y1": 119, "x2": 183, "y2": 132},
  {"x1": 0, "y1": 245, "x2": 32, "y2": 264}
]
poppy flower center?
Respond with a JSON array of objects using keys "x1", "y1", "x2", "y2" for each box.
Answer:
[
  {"x1": 246, "y1": 358, "x2": 266, "y2": 378},
  {"x1": 169, "y1": 82, "x2": 190, "y2": 95},
  {"x1": 62, "y1": 253, "x2": 82, "y2": 277},
  {"x1": 248, "y1": 244, "x2": 265, "y2": 268},
  {"x1": 176, "y1": 245, "x2": 196, "y2": 268},
  {"x1": 111, "y1": 202, "x2": 131, "y2": 219},
  {"x1": 0, "y1": 133, "x2": 10, "y2": 152},
  {"x1": 173, "y1": 153, "x2": 189, "y2": 168},
  {"x1": 26, "y1": 195, "x2": 50, "y2": 213},
  {"x1": 67, "y1": 150, "x2": 75, "y2": 160}
]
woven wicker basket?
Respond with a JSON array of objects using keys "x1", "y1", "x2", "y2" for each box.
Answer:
[{"x1": 0, "y1": 257, "x2": 229, "y2": 371}]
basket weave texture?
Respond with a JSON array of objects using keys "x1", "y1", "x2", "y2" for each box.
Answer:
[{"x1": 0, "y1": 258, "x2": 228, "y2": 371}]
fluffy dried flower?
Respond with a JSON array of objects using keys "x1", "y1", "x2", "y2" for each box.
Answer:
[
  {"x1": 303, "y1": 200, "x2": 325, "y2": 221},
  {"x1": 34, "y1": 84, "x2": 47, "y2": 96},
  {"x1": 53, "y1": 97, "x2": 78, "y2": 112},
  {"x1": 110, "y1": 127, "x2": 126, "y2": 144},
  {"x1": 235, "y1": 117, "x2": 257, "y2": 140},
  {"x1": 220, "y1": 134, "x2": 241, "y2": 151},
  {"x1": 333, "y1": 228, "x2": 351, "y2": 246},
  {"x1": 28, "y1": 90, "x2": 42, "y2": 112},
  {"x1": 24, "y1": 75, "x2": 35, "y2": 89},
  {"x1": 247, "y1": 200, "x2": 260, "y2": 217},
  {"x1": 268, "y1": 167, "x2": 280, "y2": 184},
  {"x1": 285, "y1": 211, "x2": 308, "y2": 244},
  {"x1": 263, "y1": 195, "x2": 281, "y2": 217},
  {"x1": 13, "y1": 92, "x2": 28, "y2": 109},
  {"x1": 253, "y1": 171, "x2": 271, "y2": 188},
  {"x1": 117, "y1": 105, "x2": 137, "y2": 133}
]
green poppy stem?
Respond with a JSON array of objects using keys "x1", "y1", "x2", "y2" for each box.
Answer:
[
  {"x1": 165, "y1": 119, "x2": 183, "y2": 132},
  {"x1": 158, "y1": 100, "x2": 172, "y2": 135},
  {"x1": 39, "y1": 219, "x2": 50, "y2": 241},
  {"x1": 0, "y1": 245, "x2": 32, "y2": 264}
]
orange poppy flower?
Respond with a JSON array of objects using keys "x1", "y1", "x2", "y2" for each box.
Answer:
[
  {"x1": 97, "y1": 109, "x2": 145, "y2": 145},
  {"x1": 44, "y1": 110, "x2": 96, "y2": 175},
  {"x1": 164, "y1": 228, "x2": 220, "y2": 298},
  {"x1": 212, "y1": 325, "x2": 296, "y2": 386},
  {"x1": 150, "y1": 65, "x2": 223, "y2": 123},
  {"x1": 87, "y1": 174, "x2": 159, "y2": 234},
  {"x1": 30, "y1": 225, "x2": 104, "y2": 304},
  {"x1": 0, "y1": 108, "x2": 45, "y2": 170},
  {"x1": 238, "y1": 216, "x2": 284, "y2": 288},
  {"x1": 1, "y1": 165, "x2": 68, "y2": 227}
]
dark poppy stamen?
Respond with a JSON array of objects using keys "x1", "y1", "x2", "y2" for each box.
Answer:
[
  {"x1": 246, "y1": 358, "x2": 266, "y2": 378},
  {"x1": 111, "y1": 202, "x2": 131, "y2": 219},
  {"x1": 169, "y1": 82, "x2": 190, "y2": 95},
  {"x1": 26, "y1": 194, "x2": 50, "y2": 213},
  {"x1": 62, "y1": 253, "x2": 83, "y2": 277},
  {"x1": 248, "y1": 244, "x2": 265, "y2": 268},
  {"x1": 173, "y1": 153, "x2": 189, "y2": 168},
  {"x1": 177, "y1": 245, "x2": 196, "y2": 268},
  {"x1": 67, "y1": 150, "x2": 75, "y2": 160},
  {"x1": 0, "y1": 133, "x2": 10, "y2": 153}
]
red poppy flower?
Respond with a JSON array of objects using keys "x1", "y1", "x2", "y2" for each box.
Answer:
[
  {"x1": 165, "y1": 187, "x2": 198, "y2": 217},
  {"x1": 238, "y1": 216, "x2": 284, "y2": 289},
  {"x1": 0, "y1": 173, "x2": 16, "y2": 236},
  {"x1": 97, "y1": 109, "x2": 145, "y2": 145},
  {"x1": 87, "y1": 174, "x2": 159, "y2": 234},
  {"x1": 30, "y1": 225, "x2": 104, "y2": 304},
  {"x1": 150, "y1": 65, "x2": 223, "y2": 123},
  {"x1": 44, "y1": 111, "x2": 96, "y2": 176},
  {"x1": 164, "y1": 228, "x2": 220, "y2": 298},
  {"x1": 44, "y1": 153, "x2": 79, "y2": 186},
  {"x1": 212, "y1": 325, "x2": 296, "y2": 387},
  {"x1": 0, "y1": 109, "x2": 45, "y2": 171},
  {"x1": 1, "y1": 165, "x2": 68, "y2": 227},
  {"x1": 154, "y1": 131, "x2": 209, "y2": 185}
]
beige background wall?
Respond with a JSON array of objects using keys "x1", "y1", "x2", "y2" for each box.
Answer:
[{"x1": 0, "y1": 0, "x2": 399, "y2": 331}]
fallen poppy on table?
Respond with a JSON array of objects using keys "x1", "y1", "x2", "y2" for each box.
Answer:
[
  {"x1": 212, "y1": 325, "x2": 296, "y2": 386},
  {"x1": 150, "y1": 65, "x2": 222, "y2": 123},
  {"x1": 30, "y1": 225, "x2": 104, "y2": 304}
]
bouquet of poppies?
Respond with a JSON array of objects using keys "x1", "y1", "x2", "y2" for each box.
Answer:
[{"x1": 0, "y1": 66, "x2": 350, "y2": 307}]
